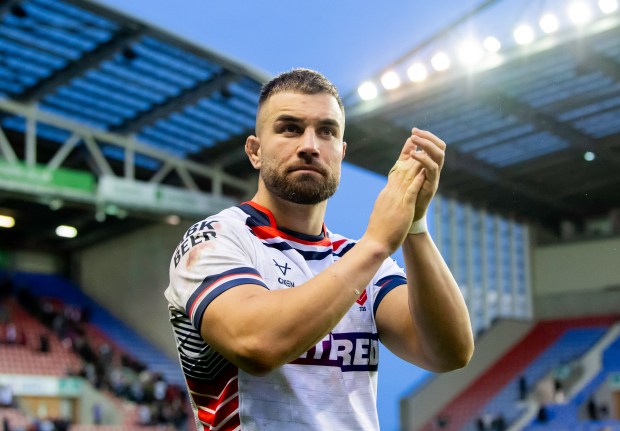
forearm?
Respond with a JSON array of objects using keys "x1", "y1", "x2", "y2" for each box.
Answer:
[
  {"x1": 206, "y1": 236, "x2": 389, "y2": 374},
  {"x1": 402, "y1": 232, "x2": 474, "y2": 370}
]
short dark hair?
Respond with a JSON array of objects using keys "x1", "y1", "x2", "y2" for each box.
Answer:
[{"x1": 258, "y1": 68, "x2": 344, "y2": 114}]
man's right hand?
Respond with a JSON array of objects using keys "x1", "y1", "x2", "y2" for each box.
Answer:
[{"x1": 364, "y1": 152, "x2": 426, "y2": 255}]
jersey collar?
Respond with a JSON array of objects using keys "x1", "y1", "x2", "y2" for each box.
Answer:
[{"x1": 238, "y1": 201, "x2": 330, "y2": 245}]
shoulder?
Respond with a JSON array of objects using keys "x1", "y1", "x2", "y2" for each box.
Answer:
[
  {"x1": 171, "y1": 207, "x2": 255, "y2": 266},
  {"x1": 181, "y1": 206, "x2": 251, "y2": 239}
]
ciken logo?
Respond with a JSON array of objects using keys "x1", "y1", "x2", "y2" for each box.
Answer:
[{"x1": 273, "y1": 259, "x2": 291, "y2": 276}]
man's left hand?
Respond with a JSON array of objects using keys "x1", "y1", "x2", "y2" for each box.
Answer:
[{"x1": 395, "y1": 128, "x2": 445, "y2": 221}]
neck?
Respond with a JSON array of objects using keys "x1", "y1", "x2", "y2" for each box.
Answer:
[{"x1": 251, "y1": 185, "x2": 327, "y2": 236}]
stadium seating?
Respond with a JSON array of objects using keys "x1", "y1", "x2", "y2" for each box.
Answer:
[
  {"x1": 0, "y1": 297, "x2": 82, "y2": 376},
  {"x1": 0, "y1": 271, "x2": 189, "y2": 430},
  {"x1": 419, "y1": 316, "x2": 619, "y2": 431},
  {"x1": 5, "y1": 271, "x2": 183, "y2": 385}
]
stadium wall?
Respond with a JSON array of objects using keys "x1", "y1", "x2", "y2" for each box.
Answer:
[
  {"x1": 5, "y1": 250, "x2": 64, "y2": 275},
  {"x1": 532, "y1": 236, "x2": 620, "y2": 318},
  {"x1": 73, "y1": 222, "x2": 186, "y2": 360}
]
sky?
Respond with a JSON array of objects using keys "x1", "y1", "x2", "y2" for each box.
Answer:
[
  {"x1": 89, "y1": 1, "x2": 482, "y2": 430},
  {"x1": 94, "y1": 0, "x2": 482, "y2": 97}
]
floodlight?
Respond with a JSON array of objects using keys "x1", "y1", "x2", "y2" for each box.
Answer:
[
  {"x1": 381, "y1": 71, "x2": 401, "y2": 90},
  {"x1": 0, "y1": 215, "x2": 15, "y2": 228},
  {"x1": 513, "y1": 24, "x2": 535, "y2": 45},
  {"x1": 358, "y1": 81, "x2": 378, "y2": 101},
  {"x1": 599, "y1": 0, "x2": 618, "y2": 13},
  {"x1": 483, "y1": 36, "x2": 501, "y2": 53},
  {"x1": 584, "y1": 151, "x2": 596, "y2": 161},
  {"x1": 458, "y1": 40, "x2": 484, "y2": 65},
  {"x1": 407, "y1": 63, "x2": 428, "y2": 82},
  {"x1": 539, "y1": 13, "x2": 560, "y2": 33},
  {"x1": 166, "y1": 215, "x2": 181, "y2": 225},
  {"x1": 568, "y1": 2, "x2": 593, "y2": 25},
  {"x1": 56, "y1": 225, "x2": 78, "y2": 238},
  {"x1": 431, "y1": 52, "x2": 450, "y2": 71}
]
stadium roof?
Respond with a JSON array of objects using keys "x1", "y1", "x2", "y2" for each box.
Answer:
[
  {"x1": 0, "y1": 0, "x2": 269, "y2": 251},
  {"x1": 0, "y1": 0, "x2": 619, "y2": 252},
  {"x1": 343, "y1": 1, "x2": 620, "y2": 234}
]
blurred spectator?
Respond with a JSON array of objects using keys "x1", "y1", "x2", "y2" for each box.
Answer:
[
  {"x1": 52, "y1": 418, "x2": 69, "y2": 431},
  {"x1": 92, "y1": 403, "x2": 102, "y2": 425},
  {"x1": 537, "y1": 405, "x2": 549, "y2": 423},
  {"x1": 80, "y1": 305, "x2": 91, "y2": 323},
  {"x1": 5, "y1": 324, "x2": 17, "y2": 345},
  {"x1": 553, "y1": 378, "x2": 565, "y2": 403},
  {"x1": 434, "y1": 415, "x2": 448, "y2": 429},
  {"x1": 137, "y1": 404, "x2": 152, "y2": 426},
  {"x1": 98, "y1": 343, "x2": 112, "y2": 364},
  {"x1": 2, "y1": 416, "x2": 10, "y2": 431},
  {"x1": 129, "y1": 380, "x2": 144, "y2": 403},
  {"x1": 587, "y1": 396, "x2": 599, "y2": 420},
  {"x1": 0, "y1": 305, "x2": 8, "y2": 326},
  {"x1": 51, "y1": 314, "x2": 66, "y2": 339},
  {"x1": 154, "y1": 375, "x2": 167, "y2": 402},
  {"x1": 599, "y1": 401, "x2": 609, "y2": 419},
  {"x1": 171, "y1": 398, "x2": 188, "y2": 430},
  {"x1": 535, "y1": 376, "x2": 555, "y2": 405},
  {"x1": 0, "y1": 385, "x2": 14, "y2": 407},
  {"x1": 518, "y1": 375, "x2": 528, "y2": 401},
  {"x1": 39, "y1": 334, "x2": 50, "y2": 353},
  {"x1": 38, "y1": 419, "x2": 53, "y2": 431},
  {"x1": 0, "y1": 275, "x2": 14, "y2": 299},
  {"x1": 492, "y1": 413, "x2": 506, "y2": 431},
  {"x1": 477, "y1": 412, "x2": 500, "y2": 431}
]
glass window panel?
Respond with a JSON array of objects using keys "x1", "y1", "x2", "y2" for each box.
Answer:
[
  {"x1": 485, "y1": 214, "x2": 499, "y2": 324},
  {"x1": 440, "y1": 196, "x2": 452, "y2": 269},
  {"x1": 499, "y1": 219, "x2": 513, "y2": 316}
]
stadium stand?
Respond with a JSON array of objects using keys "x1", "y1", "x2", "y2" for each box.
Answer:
[
  {"x1": 0, "y1": 297, "x2": 82, "y2": 376},
  {"x1": 521, "y1": 325, "x2": 620, "y2": 431},
  {"x1": 417, "y1": 316, "x2": 620, "y2": 431},
  {"x1": 0, "y1": 271, "x2": 190, "y2": 430},
  {"x1": 2, "y1": 270, "x2": 183, "y2": 385}
]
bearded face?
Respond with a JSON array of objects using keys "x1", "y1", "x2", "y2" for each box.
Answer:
[
  {"x1": 260, "y1": 157, "x2": 340, "y2": 205},
  {"x1": 249, "y1": 92, "x2": 346, "y2": 205}
]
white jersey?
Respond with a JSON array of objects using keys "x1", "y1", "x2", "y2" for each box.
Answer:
[{"x1": 165, "y1": 201, "x2": 407, "y2": 431}]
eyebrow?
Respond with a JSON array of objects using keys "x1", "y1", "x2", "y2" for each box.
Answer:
[{"x1": 274, "y1": 115, "x2": 340, "y2": 129}]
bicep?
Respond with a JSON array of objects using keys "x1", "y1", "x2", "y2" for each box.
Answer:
[
  {"x1": 375, "y1": 284, "x2": 430, "y2": 369},
  {"x1": 199, "y1": 283, "x2": 271, "y2": 369}
]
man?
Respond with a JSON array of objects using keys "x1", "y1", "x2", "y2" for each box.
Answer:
[{"x1": 165, "y1": 68, "x2": 473, "y2": 430}]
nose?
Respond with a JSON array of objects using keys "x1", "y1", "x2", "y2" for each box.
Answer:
[{"x1": 297, "y1": 129, "x2": 320, "y2": 158}]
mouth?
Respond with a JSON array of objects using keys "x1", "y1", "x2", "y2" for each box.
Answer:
[{"x1": 288, "y1": 165, "x2": 325, "y2": 175}]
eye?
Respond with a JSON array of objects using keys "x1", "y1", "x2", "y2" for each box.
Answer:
[
  {"x1": 319, "y1": 127, "x2": 336, "y2": 137},
  {"x1": 281, "y1": 124, "x2": 301, "y2": 134}
]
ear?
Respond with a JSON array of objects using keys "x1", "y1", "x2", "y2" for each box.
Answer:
[
  {"x1": 341, "y1": 141, "x2": 347, "y2": 160},
  {"x1": 245, "y1": 135, "x2": 261, "y2": 169}
]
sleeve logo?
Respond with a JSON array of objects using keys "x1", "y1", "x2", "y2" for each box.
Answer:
[{"x1": 173, "y1": 220, "x2": 218, "y2": 268}]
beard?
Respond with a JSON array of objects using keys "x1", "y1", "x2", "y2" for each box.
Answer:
[{"x1": 260, "y1": 160, "x2": 340, "y2": 205}]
